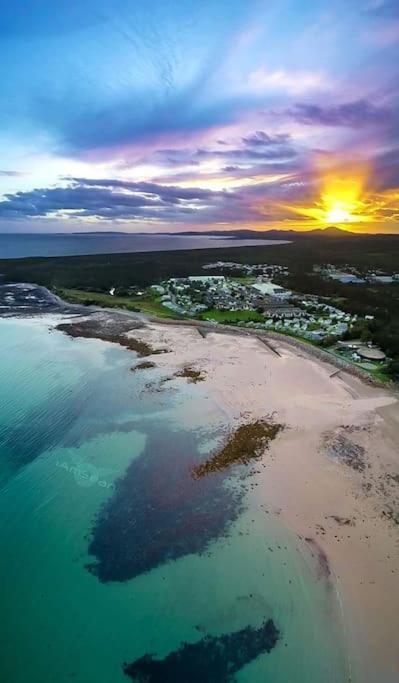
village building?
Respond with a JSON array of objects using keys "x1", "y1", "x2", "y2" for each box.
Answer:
[
  {"x1": 357, "y1": 346, "x2": 386, "y2": 361},
  {"x1": 252, "y1": 282, "x2": 292, "y2": 298}
]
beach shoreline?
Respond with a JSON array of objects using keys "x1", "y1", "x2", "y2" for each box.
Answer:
[{"x1": 0, "y1": 281, "x2": 391, "y2": 389}]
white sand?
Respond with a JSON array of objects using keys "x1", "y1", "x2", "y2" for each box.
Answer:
[{"x1": 127, "y1": 322, "x2": 399, "y2": 683}]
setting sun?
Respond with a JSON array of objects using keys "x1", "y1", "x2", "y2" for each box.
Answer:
[
  {"x1": 325, "y1": 203, "x2": 354, "y2": 224},
  {"x1": 283, "y1": 161, "x2": 376, "y2": 227},
  {"x1": 318, "y1": 172, "x2": 370, "y2": 224},
  {"x1": 322, "y1": 193, "x2": 364, "y2": 224}
]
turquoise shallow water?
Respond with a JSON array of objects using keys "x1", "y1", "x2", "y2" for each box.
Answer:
[{"x1": 0, "y1": 316, "x2": 349, "y2": 682}]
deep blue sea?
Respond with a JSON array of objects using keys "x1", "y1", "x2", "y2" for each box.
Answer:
[
  {"x1": 0, "y1": 315, "x2": 349, "y2": 683},
  {"x1": 0, "y1": 233, "x2": 289, "y2": 259}
]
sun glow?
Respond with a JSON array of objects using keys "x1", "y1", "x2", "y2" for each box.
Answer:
[
  {"x1": 318, "y1": 173, "x2": 371, "y2": 224},
  {"x1": 286, "y1": 161, "x2": 374, "y2": 227},
  {"x1": 325, "y1": 204, "x2": 353, "y2": 223}
]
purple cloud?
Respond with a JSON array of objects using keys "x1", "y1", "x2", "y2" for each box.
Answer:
[
  {"x1": 286, "y1": 99, "x2": 390, "y2": 128},
  {"x1": 142, "y1": 133, "x2": 297, "y2": 171},
  {"x1": 241, "y1": 131, "x2": 291, "y2": 146}
]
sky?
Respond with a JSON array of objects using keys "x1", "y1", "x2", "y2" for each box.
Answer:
[{"x1": 0, "y1": 0, "x2": 398, "y2": 233}]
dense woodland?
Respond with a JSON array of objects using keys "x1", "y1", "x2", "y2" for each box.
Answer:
[{"x1": 1, "y1": 233, "x2": 398, "y2": 378}]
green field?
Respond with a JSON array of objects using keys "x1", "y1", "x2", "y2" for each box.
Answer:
[
  {"x1": 199, "y1": 308, "x2": 264, "y2": 324},
  {"x1": 230, "y1": 276, "x2": 256, "y2": 285}
]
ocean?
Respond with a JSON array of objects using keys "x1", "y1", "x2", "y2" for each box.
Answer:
[
  {"x1": 0, "y1": 315, "x2": 348, "y2": 682},
  {"x1": 0, "y1": 233, "x2": 289, "y2": 259}
]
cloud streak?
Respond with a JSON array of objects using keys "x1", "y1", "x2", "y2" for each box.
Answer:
[{"x1": 286, "y1": 100, "x2": 391, "y2": 128}]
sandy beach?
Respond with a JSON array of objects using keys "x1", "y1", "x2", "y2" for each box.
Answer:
[{"x1": 121, "y1": 320, "x2": 399, "y2": 683}]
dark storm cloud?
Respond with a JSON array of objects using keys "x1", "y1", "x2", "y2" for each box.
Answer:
[
  {"x1": 0, "y1": 173, "x2": 306, "y2": 225},
  {"x1": 0, "y1": 179, "x2": 223, "y2": 221},
  {"x1": 0, "y1": 185, "x2": 155, "y2": 219}
]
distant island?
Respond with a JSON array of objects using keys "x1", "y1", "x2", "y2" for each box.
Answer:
[{"x1": 60, "y1": 226, "x2": 393, "y2": 239}]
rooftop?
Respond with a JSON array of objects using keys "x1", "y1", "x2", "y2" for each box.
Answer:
[{"x1": 357, "y1": 347, "x2": 386, "y2": 361}]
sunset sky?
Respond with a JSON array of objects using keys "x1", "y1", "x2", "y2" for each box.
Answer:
[{"x1": 1, "y1": 0, "x2": 398, "y2": 233}]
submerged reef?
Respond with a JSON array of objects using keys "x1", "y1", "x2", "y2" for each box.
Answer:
[
  {"x1": 123, "y1": 619, "x2": 280, "y2": 682},
  {"x1": 193, "y1": 418, "x2": 283, "y2": 478},
  {"x1": 87, "y1": 428, "x2": 244, "y2": 582}
]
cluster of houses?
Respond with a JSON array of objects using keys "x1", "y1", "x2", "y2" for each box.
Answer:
[
  {"x1": 202, "y1": 260, "x2": 289, "y2": 278},
  {"x1": 154, "y1": 273, "x2": 357, "y2": 342},
  {"x1": 154, "y1": 275, "x2": 265, "y2": 315},
  {"x1": 272, "y1": 297, "x2": 354, "y2": 341},
  {"x1": 316, "y1": 265, "x2": 399, "y2": 285}
]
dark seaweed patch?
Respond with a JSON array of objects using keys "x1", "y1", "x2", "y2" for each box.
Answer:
[
  {"x1": 131, "y1": 361, "x2": 156, "y2": 371},
  {"x1": 193, "y1": 419, "x2": 282, "y2": 478},
  {"x1": 174, "y1": 367, "x2": 205, "y2": 383},
  {"x1": 123, "y1": 619, "x2": 280, "y2": 682},
  {"x1": 160, "y1": 366, "x2": 206, "y2": 385},
  {"x1": 87, "y1": 428, "x2": 244, "y2": 582}
]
